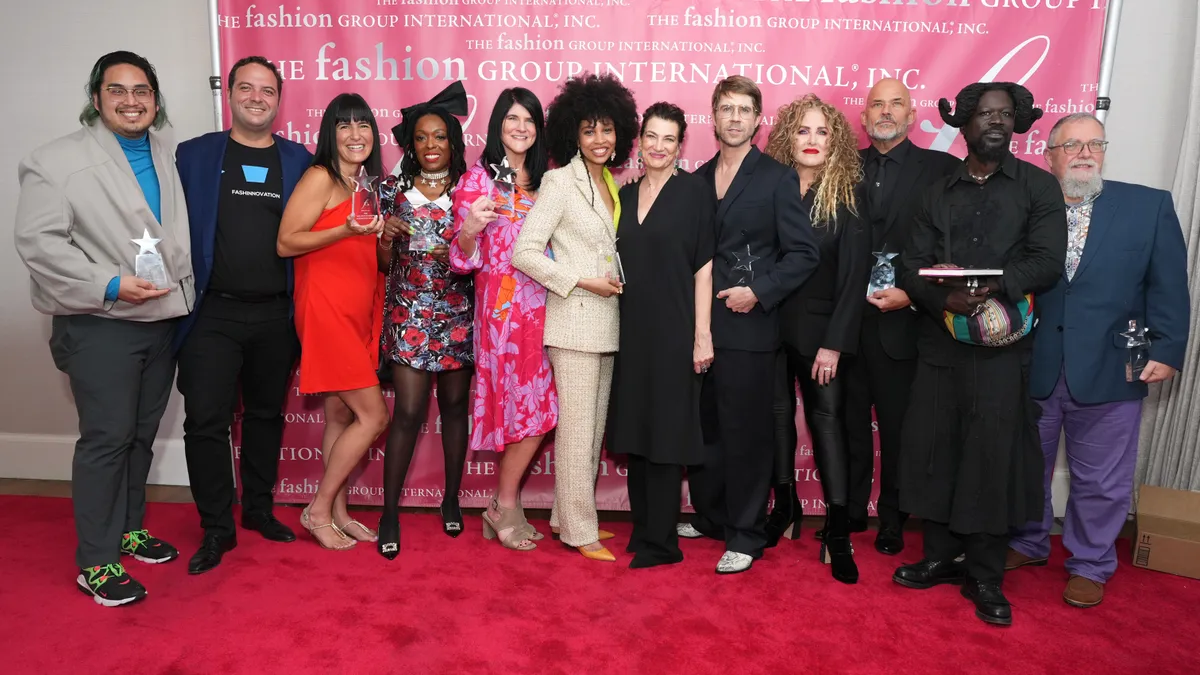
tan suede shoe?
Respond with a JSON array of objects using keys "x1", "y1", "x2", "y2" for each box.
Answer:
[
  {"x1": 1063, "y1": 575, "x2": 1105, "y2": 608},
  {"x1": 1005, "y1": 547, "x2": 1049, "y2": 571}
]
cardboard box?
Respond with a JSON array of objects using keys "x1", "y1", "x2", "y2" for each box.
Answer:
[{"x1": 1132, "y1": 484, "x2": 1200, "y2": 580}]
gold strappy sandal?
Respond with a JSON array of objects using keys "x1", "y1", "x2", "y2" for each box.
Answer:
[{"x1": 301, "y1": 504, "x2": 355, "y2": 550}]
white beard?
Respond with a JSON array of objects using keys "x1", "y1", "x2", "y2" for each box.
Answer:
[{"x1": 1062, "y1": 172, "x2": 1103, "y2": 200}]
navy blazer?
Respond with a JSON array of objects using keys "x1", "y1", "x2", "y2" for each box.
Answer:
[
  {"x1": 1030, "y1": 180, "x2": 1189, "y2": 404},
  {"x1": 172, "y1": 131, "x2": 312, "y2": 352}
]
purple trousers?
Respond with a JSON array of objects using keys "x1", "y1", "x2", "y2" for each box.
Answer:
[{"x1": 1009, "y1": 372, "x2": 1142, "y2": 583}]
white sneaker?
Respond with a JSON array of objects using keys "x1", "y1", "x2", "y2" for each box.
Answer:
[
  {"x1": 716, "y1": 551, "x2": 753, "y2": 574},
  {"x1": 676, "y1": 523, "x2": 703, "y2": 539}
]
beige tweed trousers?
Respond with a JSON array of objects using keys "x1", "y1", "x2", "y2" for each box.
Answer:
[{"x1": 546, "y1": 347, "x2": 614, "y2": 547}]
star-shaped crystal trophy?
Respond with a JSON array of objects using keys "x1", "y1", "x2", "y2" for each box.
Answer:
[
  {"x1": 731, "y1": 244, "x2": 760, "y2": 285},
  {"x1": 350, "y1": 165, "x2": 379, "y2": 226},
  {"x1": 131, "y1": 228, "x2": 169, "y2": 289},
  {"x1": 490, "y1": 156, "x2": 517, "y2": 212},
  {"x1": 867, "y1": 249, "x2": 899, "y2": 296},
  {"x1": 1121, "y1": 319, "x2": 1151, "y2": 382}
]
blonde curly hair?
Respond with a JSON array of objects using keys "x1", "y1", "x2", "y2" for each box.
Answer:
[{"x1": 765, "y1": 94, "x2": 862, "y2": 228}]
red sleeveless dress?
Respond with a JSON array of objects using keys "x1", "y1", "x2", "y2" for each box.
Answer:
[{"x1": 293, "y1": 198, "x2": 386, "y2": 394}]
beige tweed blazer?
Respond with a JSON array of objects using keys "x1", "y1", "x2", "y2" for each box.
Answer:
[{"x1": 512, "y1": 155, "x2": 620, "y2": 354}]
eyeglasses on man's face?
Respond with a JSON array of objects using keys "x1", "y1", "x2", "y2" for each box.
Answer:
[
  {"x1": 104, "y1": 85, "x2": 155, "y2": 101},
  {"x1": 716, "y1": 104, "x2": 757, "y2": 120},
  {"x1": 1049, "y1": 139, "x2": 1108, "y2": 154}
]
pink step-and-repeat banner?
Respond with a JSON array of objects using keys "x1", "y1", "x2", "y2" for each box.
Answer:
[{"x1": 218, "y1": 0, "x2": 1105, "y2": 514}]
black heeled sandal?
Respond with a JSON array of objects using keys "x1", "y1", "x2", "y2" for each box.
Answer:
[
  {"x1": 440, "y1": 499, "x2": 463, "y2": 538},
  {"x1": 377, "y1": 514, "x2": 400, "y2": 560}
]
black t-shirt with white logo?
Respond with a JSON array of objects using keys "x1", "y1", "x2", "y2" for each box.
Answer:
[{"x1": 210, "y1": 139, "x2": 288, "y2": 299}]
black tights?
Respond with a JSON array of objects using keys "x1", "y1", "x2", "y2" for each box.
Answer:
[
  {"x1": 773, "y1": 346, "x2": 849, "y2": 506},
  {"x1": 381, "y1": 363, "x2": 473, "y2": 520}
]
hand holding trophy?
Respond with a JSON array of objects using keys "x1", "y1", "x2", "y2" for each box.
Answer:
[{"x1": 348, "y1": 165, "x2": 383, "y2": 235}]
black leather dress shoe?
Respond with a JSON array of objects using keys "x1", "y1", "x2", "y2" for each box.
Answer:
[
  {"x1": 961, "y1": 579, "x2": 1013, "y2": 626},
  {"x1": 893, "y1": 559, "x2": 967, "y2": 589},
  {"x1": 242, "y1": 513, "x2": 296, "y2": 542},
  {"x1": 188, "y1": 532, "x2": 237, "y2": 575},
  {"x1": 875, "y1": 526, "x2": 905, "y2": 555}
]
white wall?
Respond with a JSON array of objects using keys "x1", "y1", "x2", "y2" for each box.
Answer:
[{"x1": 0, "y1": 2, "x2": 1196, "y2": 510}]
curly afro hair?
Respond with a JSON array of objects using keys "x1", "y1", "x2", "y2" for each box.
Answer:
[
  {"x1": 937, "y1": 81, "x2": 1043, "y2": 134},
  {"x1": 544, "y1": 72, "x2": 639, "y2": 168}
]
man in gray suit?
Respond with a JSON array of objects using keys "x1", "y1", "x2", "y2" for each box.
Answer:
[{"x1": 14, "y1": 51, "x2": 195, "y2": 606}]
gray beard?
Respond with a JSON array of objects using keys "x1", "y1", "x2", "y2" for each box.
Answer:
[
  {"x1": 1062, "y1": 174, "x2": 1103, "y2": 200},
  {"x1": 869, "y1": 121, "x2": 908, "y2": 142}
]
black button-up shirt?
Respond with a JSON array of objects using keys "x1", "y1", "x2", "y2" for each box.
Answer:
[{"x1": 898, "y1": 151, "x2": 1066, "y2": 348}]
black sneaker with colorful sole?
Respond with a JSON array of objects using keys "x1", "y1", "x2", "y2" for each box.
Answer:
[
  {"x1": 120, "y1": 529, "x2": 179, "y2": 564},
  {"x1": 76, "y1": 563, "x2": 147, "y2": 607}
]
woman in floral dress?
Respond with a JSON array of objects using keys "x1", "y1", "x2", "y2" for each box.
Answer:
[
  {"x1": 450, "y1": 87, "x2": 558, "y2": 552},
  {"x1": 375, "y1": 82, "x2": 474, "y2": 559}
]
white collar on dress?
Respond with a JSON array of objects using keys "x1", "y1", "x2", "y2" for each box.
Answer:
[{"x1": 404, "y1": 186, "x2": 452, "y2": 210}]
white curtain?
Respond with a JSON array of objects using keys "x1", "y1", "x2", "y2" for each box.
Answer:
[{"x1": 1136, "y1": 8, "x2": 1200, "y2": 492}]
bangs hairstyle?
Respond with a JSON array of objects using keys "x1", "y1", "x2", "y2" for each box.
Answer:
[
  {"x1": 640, "y1": 101, "x2": 688, "y2": 144},
  {"x1": 395, "y1": 108, "x2": 467, "y2": 196},
  {"x1": 312, "y1": 93, "x2": 383, "y2": 191},
  {"x1": 80, "y1": 50, "x2": 169, "y2": 130},
  {"x1": 938, "y1": 81, "x2": 1043, "y2": 134},
  {"x1": 544, "y1": 73, "x2": 639, "y2": 168},
  {"x1": 765, "y1": 94, "x2": 862, "y2": 228},
  {"x1": 482, "y1": 87, "x2": 548, "y2": 192}
]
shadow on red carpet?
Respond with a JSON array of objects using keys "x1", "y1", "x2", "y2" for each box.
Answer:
[{"x1": 1, "y1": 495, "x2": 1197, "y2": 674}]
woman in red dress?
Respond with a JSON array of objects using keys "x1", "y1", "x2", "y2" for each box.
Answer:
[{"x1": 277, "y1": 93, "x2": 389, "y2": 550}]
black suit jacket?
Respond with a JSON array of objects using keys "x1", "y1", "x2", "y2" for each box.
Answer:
[
  {"x1": 780, "y1": 187, "x2": 870, "y2": 357},
  {"x1": 858, "y1": 143, "x2": 961, "y2": 360},
  {"x1": 700, "y1": 146, "x2": 820, "y2": 352}
]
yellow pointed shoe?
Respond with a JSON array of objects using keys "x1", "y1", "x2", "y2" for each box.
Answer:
[{"x1": 577, "y1": 545, "x2": 616, "y2": 562}]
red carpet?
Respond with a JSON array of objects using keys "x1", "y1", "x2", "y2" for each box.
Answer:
[{"x1": 2, "y1": 495, "x2": 1197, "y2": 674}]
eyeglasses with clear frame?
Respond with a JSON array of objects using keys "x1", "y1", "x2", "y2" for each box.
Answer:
[
  {"x1": 1048, "y1": 139, "x2": 1108, "y2": 154},
  {"x1": 716, "y1": 104, "x2": 757, "y2": 120},
  {"x1": 103, "y1": 85, "x2": 155, "y2": 101}
]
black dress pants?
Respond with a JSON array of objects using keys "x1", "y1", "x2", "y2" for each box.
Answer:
[
  {"x1": 924, "y1": 520, "x2": 1008, "y2": 585},
  {"x1": 688, "y1": 348, "x2": 776, "y2": 558},
  {"x1": 49, "y1": 315, "x2": 177, "y2": 568},
  {"x1": 627, "y1": 456, "x2": 684, "y2": 567},
  {"x1": 177, "y1": 295, "x2": 297, "y2": 537},
  {"x1": 844, "y1": 313, "x2": 916, "y2": 527}
]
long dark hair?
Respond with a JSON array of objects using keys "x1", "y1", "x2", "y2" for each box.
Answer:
[
  {"x1": 395, "y1": 108, "x2": 467, "y2": 196},
  {"x1": 312, "y1": 93, "x2": 383, "y2": 190},
  {"x1": 481, "y1": 88, "x2": 548, "y2": 192}
]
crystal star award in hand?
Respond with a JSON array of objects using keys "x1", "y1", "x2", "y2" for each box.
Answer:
[
  {"x1": 867, "y1": 249, "x2": 898, "y2": 295},
  {"x1": 1121, "y1": 319, "x2": 1151, "y2": 382},
  {"x1": 131, "y1": 228, "x2": 170, "y2": 289},
  {"x1": 350, "y1": 165, "x2": 379, "y2": 226},
  {"x1": 489, "y1": 156, "x2": 517, "y2": 211}
]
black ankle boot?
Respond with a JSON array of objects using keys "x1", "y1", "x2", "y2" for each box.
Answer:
[
  {"x1": 819, "y1": 504, "x2": 859, "y2": 584},
  {"x1": 377, "y1": 513, "x2": 400, "y2": 560},
  {"x1": 765, "y1": 482, "x2": 801, "y2": 547}
]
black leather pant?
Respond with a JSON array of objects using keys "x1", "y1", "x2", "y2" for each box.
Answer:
[{"x1": 773, "y1": 345, "x2": 849, "y2": 506}]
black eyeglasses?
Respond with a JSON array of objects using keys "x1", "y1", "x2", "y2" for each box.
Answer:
[{"x1": 1048, "y1": 140, "x2": 1108, "y2": 154}]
